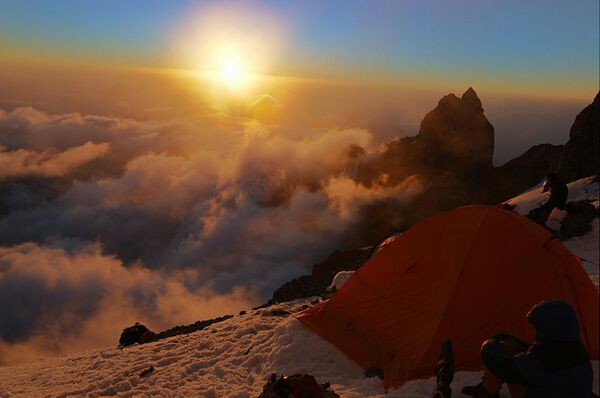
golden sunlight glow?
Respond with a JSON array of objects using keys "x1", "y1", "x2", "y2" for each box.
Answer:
[
  {"x1": 218, "y1": 54, "x2": 249, "y2": 90},
  {"x1": 172, "y1": 3, "x2": 286, "y2": 98}
]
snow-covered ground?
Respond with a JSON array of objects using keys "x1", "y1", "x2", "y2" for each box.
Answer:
[
  {"x1": 0, "y1": 301, "x2": 597, "y2": 398},
  {"x1": 328, "y1": 271, "x2": 355, "y2": 291},
  {"x1": 0, "y1": 301, "x2": 495, "y2": 398},
  {"x1": 507, "y1": 176, "x2": 599, "y2": 215},
  {"x1": 508, "y1": 176, "x2": 599, "y2": 287},
  {"x1": 1, "y1": 177, "x2": 598, "y2": 397}
]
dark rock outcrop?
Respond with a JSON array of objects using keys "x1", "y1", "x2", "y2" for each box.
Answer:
[
  {"x1": 559, "y1": 92, "x2": 600, "y2": 182},
  {"x1": 119, "y1": 323, "x2": 155, "y2": 347},
  {"x1": 477, "y1": 143, "x2": 564, "y2": 203},
  {"x1": 561, "y1": 199, "x2": 599, "y2": 240},
  {"x1": 268, "y1": 248, "x2": 371, "y2": 304},
  {"x1": 259, "y1": 374, "x2": 340, "y2": 398},
  {"x1": 144, "y1": 314, "x2": 233, "y2": 343},
  {"x1": 348, "y1": 88, "x2": 497, "y2": 245},
  {"x1": 355, "y1": 87, "x2": 495, "y2": 186},
  {"x1": 417, "y1": 87, "x2": 494, "y2": 175},
  {"x1": 119, "y1": 315, "x2": 233, "y2": 346}
]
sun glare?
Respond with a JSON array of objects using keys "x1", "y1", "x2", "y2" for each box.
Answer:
[
  {"x1": 218, "y1": 55, "x2": 248, "y2": 90},
  {"x1": 173, "y1": 3, "x2": 286, "y2": 97}
]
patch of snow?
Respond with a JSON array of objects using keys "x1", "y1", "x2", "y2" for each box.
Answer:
[
  {"x1": 507, "y1": 176, "x2": 598, "y2": 215},
  {"x1": 328, "y1": 271, "x2": 355, "y2": 291},
  {"x1": 507, "y1": 176, "x2": 599, "y2": 288},
  {"x1": 563, "y1": 218, "x2": 600, "y2": 287}
]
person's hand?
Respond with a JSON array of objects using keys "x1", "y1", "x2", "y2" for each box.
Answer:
[{"x1": 492, "y1": 333, "x2": 530, "y2": 349}]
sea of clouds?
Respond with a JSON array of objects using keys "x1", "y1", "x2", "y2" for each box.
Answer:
[{"x1": 0, "y1": 106, "x2": 424, "y2": 364}]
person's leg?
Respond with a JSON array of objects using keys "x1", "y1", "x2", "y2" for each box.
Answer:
[
  {"x1": 469, "y1": 378, "x2": 528, "y2": 398},
  {"x1": 481, "y1": 366, "x2": 504, "y2": 394},
  {"x1": 494, "y1": 340, "x2": 529, "y2": 396},
  {"x1": 507, "y1": 383, "x2": 528, "y2": 398},
  {"x1": 528, "y1": 208, "x2": 550, "y2": 225},
  {"x1": 463, "y1": 336, "x2": 529, "y2": 398}
]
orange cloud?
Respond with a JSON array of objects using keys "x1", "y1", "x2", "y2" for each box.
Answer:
[{"x1": 0, "y1": 141, "x2": 110, "y2": 180}]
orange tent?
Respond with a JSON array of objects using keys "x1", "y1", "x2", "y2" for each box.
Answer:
[{"x1": 298, "y1": 205, "x2": 599, "y2": 389}]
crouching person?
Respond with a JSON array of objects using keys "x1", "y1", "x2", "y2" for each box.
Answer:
[{"x1": 462, "y1": 300, "x2": 593, "y2": 398}]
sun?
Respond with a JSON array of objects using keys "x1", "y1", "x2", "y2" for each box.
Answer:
[
  {"x1": 173, "y1": 3, "x2": 286, "y2": 96},
  {"x1": 218, "y1": 55, "x2": 250, "y2": 90}
]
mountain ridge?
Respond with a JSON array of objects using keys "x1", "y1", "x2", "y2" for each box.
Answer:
[{"x1": 268, "y1": 89, "x2": 600, "y2": 304}]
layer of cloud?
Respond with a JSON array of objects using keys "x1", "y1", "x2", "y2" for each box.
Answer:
[
  {"x1": 0, "y1": 106, "x2": 424, "y2": 364},
  {"x1": 0, "y1": 242, "x2": 254, "y2": 365},
  {"x1": 0, "y1": 142, "x2": 109, "y2": 181}
]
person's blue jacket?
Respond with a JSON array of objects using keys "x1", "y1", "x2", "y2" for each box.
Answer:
[{"x1": 513, "y1": 300, "x2": 593, "y2": 398}]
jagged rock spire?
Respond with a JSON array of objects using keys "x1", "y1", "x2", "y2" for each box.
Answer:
[
  {"x1": 461, "y1": 87, "x2": 483, "y2": 111},
  {"x1": 417, "y1": 87, "x2": 494, "y2": 170}
]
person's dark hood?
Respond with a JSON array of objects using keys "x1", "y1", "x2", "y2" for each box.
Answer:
[{"x1": 527, "y1": 300, "x2": 581, "y2": 343}]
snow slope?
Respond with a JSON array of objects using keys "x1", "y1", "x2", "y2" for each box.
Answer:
[
  {"x1": 1, "y1": 177, "x2": 598, "y2": 397},
  {"x1": 507, "y1": 176, "x2": 599, "y2": 216},
  {"x1": 0, "y1": 301, "x2": 521, "y2": 398},
  {"x1": 507, "y1": 176, "x2": 599, "y2": 287}
]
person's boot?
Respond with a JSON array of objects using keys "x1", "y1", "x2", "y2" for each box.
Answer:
[{"x1": 461, "y1": 382, "x2": 500, "y2": 398}]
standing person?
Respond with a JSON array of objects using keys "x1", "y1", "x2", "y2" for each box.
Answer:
[
  {"x1": 462, "y1": 300, "x2": 593, "y2": 398},
  {"x1": 528, "y1": 172, "x2": 568, "y2": 225}
]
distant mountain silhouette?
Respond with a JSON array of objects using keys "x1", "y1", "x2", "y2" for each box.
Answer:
[
  {"x1": 267, "y1": 89, "x2": 600, "y2": 304},
  {"x1": 355, "y1": 87, "x2": 494, "y2": 187},
  {"x1": 418, "y1": 87, "x2": 494, "y2": 173},
  {"x1": 349, "y1": 88, "x2": 600, "y2": 245},
  {"x1": 486, "y1": 90, "x2": 599, "y2": 202}
]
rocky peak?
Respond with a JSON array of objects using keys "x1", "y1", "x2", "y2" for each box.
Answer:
[
  {"x1": 558, "y1": 91, "x2": 600, "y2": 182},
  {"x1": 437, "y1": 93, "x2": 461, "y2": 107},
  {"x1": 416, "y1": 87, "x2": 494, "y2": 173},
  {"x1": 461, "y1": 87, "x2": 483, "y2": 111}
]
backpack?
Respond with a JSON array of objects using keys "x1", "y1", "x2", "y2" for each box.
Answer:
[{"x1": 258, "y1": 374, "x2": 339, "y2": 398}]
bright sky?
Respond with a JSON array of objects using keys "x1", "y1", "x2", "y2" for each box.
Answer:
[{"x1": 0, "y1": 0, "x2": 598, "y2": 98}]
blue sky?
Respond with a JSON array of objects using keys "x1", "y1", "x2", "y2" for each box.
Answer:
[{"x1": 0, "y1": 0, "x2": 598, "y2": 96}]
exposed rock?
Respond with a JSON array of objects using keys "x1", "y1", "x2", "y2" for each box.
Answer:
[
  {"x1": 461, "y1": 86, "x2": 483, "y2": 110},
  {"x1": 559, "y1": 92, "x2": 600, "y2": 182},
  {"x1": 355, "y1": 87, "x2": 495, "y2": 186},
  {"x1": 259, "y1": 373, "x2": 340, "y2": 398},
  {"x1": 417, "y1": 87, "x2": 494, "y2": 175},
  {"x1": 477, "y1": 143, "x2": 564, "y2": 203},
  {"x1": 141, "y1": 314, "x2": 233, "y2": 344},
  {"x1": 346, "y1": 88, "x2": 497, "y2": 246},
  {"x1": 118, "y1": 323, "x2": 155, "y2": 347},
  {"x1": 268, "y1": 248, "x2": 371, "y2": 304},
  {"x1": 561, "y1": 200, "x2": 599, "y2": 239}
]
